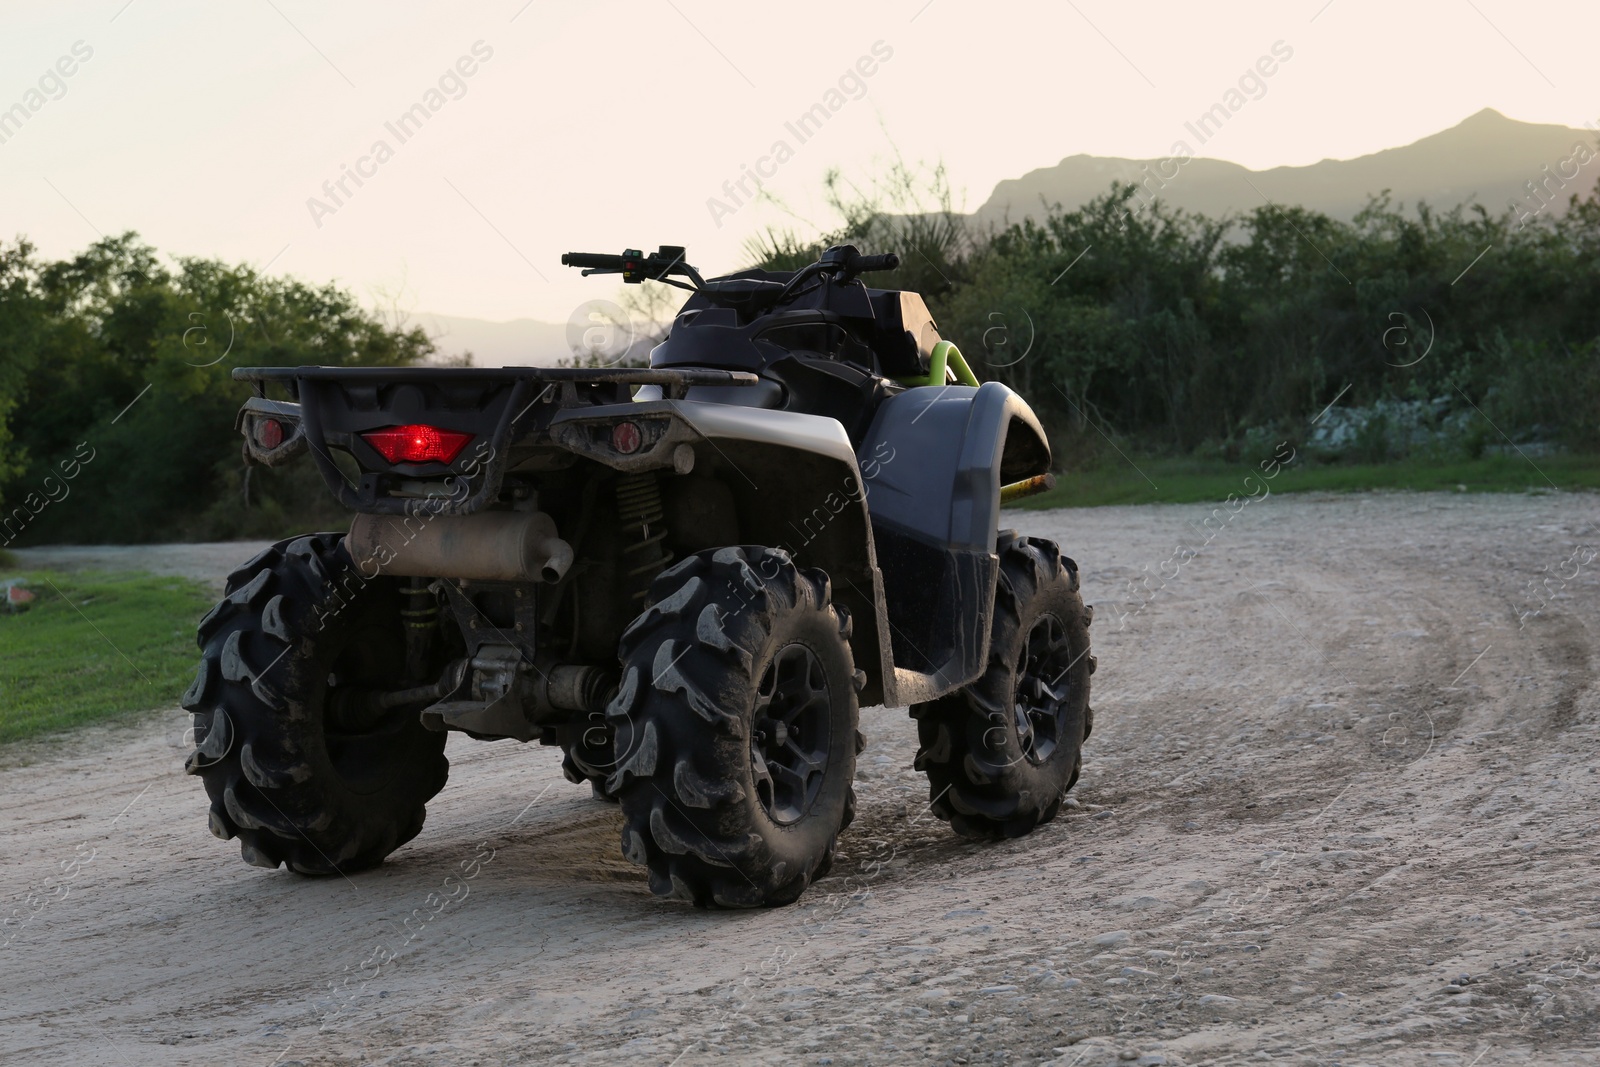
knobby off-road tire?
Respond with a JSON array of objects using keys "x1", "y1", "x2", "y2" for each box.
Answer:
[
  {"x1": 182, "y1": 534, "x2": 449, "y2": 875},
  {"x1": 912, "y1": 535, "x2": 1094, "y2": 840},
  {"x1": 606, "y1": 546, "x2": 863, "y2": 908}
]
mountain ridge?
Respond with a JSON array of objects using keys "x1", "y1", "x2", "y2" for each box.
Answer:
[{"x1": 972, "y1": 108, "x2": 1600, "y2": 228}]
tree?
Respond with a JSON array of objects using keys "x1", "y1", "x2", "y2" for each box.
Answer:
[{"x1": 0, "y1": 233, "x2": 436, "y2": 544}]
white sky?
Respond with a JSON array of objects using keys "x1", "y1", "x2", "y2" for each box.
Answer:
[{"x1": 3, "y1": 0, "x2": 1597, "y2": 326}]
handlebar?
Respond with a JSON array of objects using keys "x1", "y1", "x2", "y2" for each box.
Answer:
[
  {"x1": 771, "y1": 244, "x2": 901, "y2": 304},
  {"x1": 854, "y1": 253, "x2": 900, "y2": 273},
  {"x1": 559, "y1": 252, "x2": 627, "y2": 270},
  {"x1": 562, "y1": 244, "x2": 898, "y2": 302},
  {"x1": 561, "y1": 246, "x2": 701, "y2": 287}
]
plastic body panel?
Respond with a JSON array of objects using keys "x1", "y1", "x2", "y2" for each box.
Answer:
[
  {"x1": 859, "y1": 381, "x2": 1050, "y2": 552},
  {"x1": 856, "y1": 381, "x2": 1054, "y2": 695}
]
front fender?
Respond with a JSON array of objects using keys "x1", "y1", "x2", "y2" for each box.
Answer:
[
  {"x1": 855, "y1": 382, "x2": 1052, "y2": 698},
  {"x1": 860, "y1": 380, "x2": 1050, "y2": 553}
]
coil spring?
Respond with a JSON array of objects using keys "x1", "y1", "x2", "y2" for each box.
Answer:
[
  {"x1": 399, "y1": 578, "x2": 438, "y2": 629},
  {"x1": 616, "y1": 471, "x2": 672, "y2": 601}
]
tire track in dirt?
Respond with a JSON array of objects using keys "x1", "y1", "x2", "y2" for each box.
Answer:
[{"x1": 1530, "y1": 614, "x2": 1594, "y2": 733}]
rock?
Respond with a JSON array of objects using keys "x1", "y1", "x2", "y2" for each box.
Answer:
[
  {"x1": 1090, "y1": 930, "x2": 1132, "y2": 948},
  {"x1": 1197, "y1": 994, "x2": 1239, "y2": 1007}
]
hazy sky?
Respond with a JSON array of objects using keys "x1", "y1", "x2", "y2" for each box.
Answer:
[{"x1": 4, "y1": 1, "x2": 1597, "y2": 327}]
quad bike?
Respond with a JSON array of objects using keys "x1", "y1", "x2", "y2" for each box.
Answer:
[{"x1": 182, "y1": 243, "x2": 1095, "y2": 907}]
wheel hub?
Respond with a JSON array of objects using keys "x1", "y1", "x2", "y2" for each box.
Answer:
[
  {"x1": 754, "y1": 718, "x2": 790, "y2": 751},
  {"x1": 1014, "y1": 613, "x2": 1073, "y2": 765},
  {"x1": 750, "y1": 643, "x2": 831, "y2": 825}
]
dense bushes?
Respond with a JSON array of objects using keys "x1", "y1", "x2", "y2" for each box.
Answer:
[{"x1": 752, "y1": 168, "x2": 1600, "y2": 465}]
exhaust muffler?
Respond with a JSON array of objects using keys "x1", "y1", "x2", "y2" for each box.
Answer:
[{"x1": 347, "y1": 510, "x2": 574, "y2": 583}]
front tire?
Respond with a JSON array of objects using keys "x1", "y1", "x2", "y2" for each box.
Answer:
[
  {"x1": 912, "y1": 535, "x2": 1093, "y2": 840},
  {"x1": 606, "y1": 546, "x2": 862, "y2": 907},
  {"x1": 182, "y1": 534, "x2": 449, "y2": 875}
]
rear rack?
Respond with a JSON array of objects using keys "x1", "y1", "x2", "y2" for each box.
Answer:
[
  {"x1": 232, "y1": 365, "x2": 758, "y2": 516},
  {"x1": 233, "y1": 365, "x2": 759, "y2": 400}
]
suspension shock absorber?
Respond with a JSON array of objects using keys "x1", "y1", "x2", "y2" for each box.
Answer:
[
  {"x1": 398, "y1": 577, "x2": 439, "y2": 682},
  {"x1": 616, "y1": 471, "x2": 672, "y2": 603}
]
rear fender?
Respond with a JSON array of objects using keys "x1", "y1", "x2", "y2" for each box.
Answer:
[{"x1": 561, "y1": 400, "x2": 897, "y2": 707}]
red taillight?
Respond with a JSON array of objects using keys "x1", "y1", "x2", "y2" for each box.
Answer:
[
  {"x1": 361, "y1": 424, "x2": 473, "y2": 465},
  {"x1": 255, "y1": 418, "x2": 284, "y2": 449},
  {"x1": 611, "y1": 421, "x2": 642, "y2": 455}
]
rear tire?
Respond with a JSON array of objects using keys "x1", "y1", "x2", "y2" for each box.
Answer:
[
  {"x1": 912, "y1": 535, "x2": 1093, "y2": 840},
  {"x1": 182, "y1": 534, "x2": 449, "y2": 875},
  {"x1": 606, "y1": 546, "x2": 861, "y2": 907}
]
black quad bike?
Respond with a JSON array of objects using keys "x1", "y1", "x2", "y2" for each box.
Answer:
[{"x1": 183, "y1": 243, "x2": 1095, "y2": 907}]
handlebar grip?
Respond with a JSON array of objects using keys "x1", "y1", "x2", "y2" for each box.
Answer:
[
  {"x1": 855, "y1": 253, "x2": 900, "y2": 273},
  {"x1": 561, "y1": 252, "x2": 626, "y2": 269}
]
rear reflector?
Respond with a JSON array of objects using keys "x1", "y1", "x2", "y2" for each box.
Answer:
[
  {"x1": 255, "y1": 418, "x2": 284, "y2": 449},
  {"x1": 361, "y1": 424, "x2": 474, "y2": 465},
  {"x1": 611, "y1": 421, "x2": 643, "y2": 455}
]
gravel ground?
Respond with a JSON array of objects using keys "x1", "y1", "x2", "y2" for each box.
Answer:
[{"x1": 1, "y1": 491, "x2": 1597, "y2": 1066}]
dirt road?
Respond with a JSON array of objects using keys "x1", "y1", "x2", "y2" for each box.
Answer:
[
  {"x1": 2, "y1": 492, "x2": 1597, "y2": 1066},
  {"x1": 8, "y1": 541, "x2": 275, "y2": 595}
]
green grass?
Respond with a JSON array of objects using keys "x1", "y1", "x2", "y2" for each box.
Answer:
[
  {"x1": 1017, "y1": 453, "x2": 1600, "y2": 509},
  {"x1": 0, "y1": 570, "x2": 213, "y2": 744}
]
